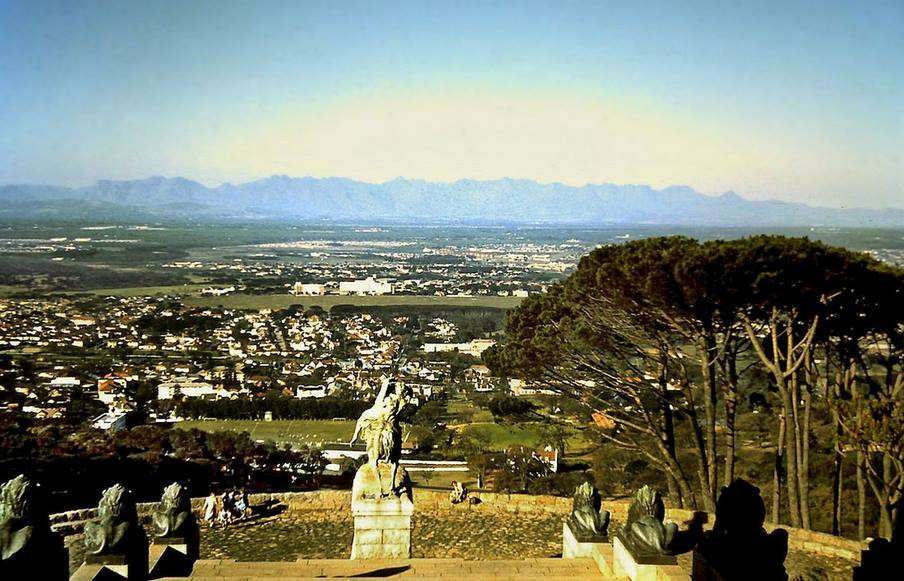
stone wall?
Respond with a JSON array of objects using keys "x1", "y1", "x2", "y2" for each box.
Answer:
[{"x1": 48, "y1": 488, "x2": 864, "y2": 566}]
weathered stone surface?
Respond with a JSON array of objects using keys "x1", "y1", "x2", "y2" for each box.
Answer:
[
  {"x1": 351, "y1": 491, "x2": 414, "y2": 559},
  {"x1": 354, "y1": 529, "x2": 383, "y2": 545},
  {"x1": 563, "y1": 520, "x2": 608, "y2": 559},
  {"x1": 352, "y1": 463, "x2": 414, "y2": 504},
  {"x1": 613, "y1": 535, "x2": 672, "y2": 581},
  {"x1": 383, "y1": 529, "x2": 411, "y2": 545}
]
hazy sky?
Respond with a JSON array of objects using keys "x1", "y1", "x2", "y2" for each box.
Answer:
[{"x1": 1, "y1": 0, "x2": 902, "y2": 208}]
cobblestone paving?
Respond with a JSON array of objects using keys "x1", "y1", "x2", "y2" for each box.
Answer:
[
  {"x1": 201, "y1": 510, "x2": 563, "y2": 561},
  {"x1": 201, "y1": 509, "x2": 856, "y2": 581}
]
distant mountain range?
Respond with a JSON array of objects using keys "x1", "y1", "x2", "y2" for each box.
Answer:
[{"x1": 1, "y1": 175, "x2": 902, "y2": 226}]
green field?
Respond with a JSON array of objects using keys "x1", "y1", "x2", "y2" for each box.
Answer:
[
  {"x1": 174, "y1": 417, "x2": 592, "y2": 456},
  {"x1": 459, "y1": 421, "x2": 592, "y2": 453},
  {"x1": 60, "y1": 283, "x2": 211, "y2": 297},
  {"x1": 181, "y1": 293, "x2": 523, "y2": 311},
  {"x1": 174, "y1": 419, "x2": 356, "y2": 447},
  {"x1": 0, "y1": 285, "x2": 28, "y2": 295}
]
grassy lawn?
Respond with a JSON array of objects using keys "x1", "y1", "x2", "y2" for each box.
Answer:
[
  {"x1": 59, "y1": 283, "x2": 211, "y2": 297},
  {"x1": 459, "y1": 422, "x2": 546, "y2": 450},
  {"x1": 458, "y1": 421, "x2": 594, "y2": 454},
  {"x1": 174, "y1": 419, "x2": 356, "y2": 447},
  {"x1": 182, "y1": 293, "x2": 523, "y2": 311},
  {"x1": 0, "y1": 285, "x2": 28, "y2": 295}
]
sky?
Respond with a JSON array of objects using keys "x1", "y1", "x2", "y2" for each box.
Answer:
[{"x1": 0, "y1": 0, "x2": 901, "y2": 209}]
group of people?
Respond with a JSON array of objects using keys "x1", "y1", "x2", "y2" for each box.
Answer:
[
  {"x1": 449, "y1": 480, "x2": 468, "y2": 504},
  {"x1": 203, "y1": 489, "x2": 251, "y2": 527}
]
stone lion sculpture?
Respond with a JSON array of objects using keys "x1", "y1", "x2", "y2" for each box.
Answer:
[
  {"x1": 568, "y1": 482, "x2": 610, "y2": 539},
  {"x1": 0, "y1": 474, "x2": 36, "y2": 561},
  {"x1": 0, "y1": 474, "x2": 66, "y2": 579},
  {"x1": 617, "y1": 485, "x2": 678, "y2": 558},
  {"x1": 152, "y1": 482, "x2": 192, "y2": 538},
  {"x1": 84, "y1": 484, "x2": 138, "y2": 555}
]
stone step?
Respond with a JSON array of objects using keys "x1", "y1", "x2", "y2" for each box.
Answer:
[{"x1": 156, "y1": 557, "x2": 618, "y2": 579}]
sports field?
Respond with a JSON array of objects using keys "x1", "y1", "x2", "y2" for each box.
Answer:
[
  {"x1": 175, "y1": 419, "x2": 356, "y2": 447},
  {"x1": 61, "y1": 283, "x2": 211, "y2": 297},
  {"x1": 174, "y1": 417, "x2": 592, "y2": 455}
]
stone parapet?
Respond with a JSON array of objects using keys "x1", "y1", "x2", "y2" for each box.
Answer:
[{"x1": 47, "y1": 488, "x2": 867, "y2": 568}]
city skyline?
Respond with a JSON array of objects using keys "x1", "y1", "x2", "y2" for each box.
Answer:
[{"x1": 1, "y1": 0, "x2": 902, "y2": 209}]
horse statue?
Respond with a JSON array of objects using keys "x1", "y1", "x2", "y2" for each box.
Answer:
[{"x1": 350, "y1": 376, "x2": 410, "y2": 498}]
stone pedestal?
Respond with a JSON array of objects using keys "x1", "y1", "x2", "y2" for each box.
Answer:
[
  {"x1": 350, "y1": 462, "x2": 414, "y2": 559},
  {"x1": 613, "y1": 535, "x2": 677, "y2": 581},
  {"x1": 562, "y1": 520, "x2": 608, "y2": 559},
  {"x1": 83, "y1": 554, "x2": 131, "y2": 580},
  {"x1": 149, "y1": 528, "x2": 199, "y2": 578},
  {"x1": 351, "y1": 495, "x2": 414, "y2": 559},
  {"x1": 82, "y1": 535, "x2": 148, "y2": 581}
]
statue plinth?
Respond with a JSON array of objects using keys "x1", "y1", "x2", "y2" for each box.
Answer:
[
  {"x1": 351, "y1": 464, "x2": 413, "y2": 559},
  {"x1": 613, "y1": 534, "x2": 676, "y2": 581},
  {"x1": 614, "y1": 531, "x2": 678, "y2": 566},
  {"x1": 149, "y1": 527, "x2": 199, "y2": 578},
  {"x1": 563, "y1": 519, "x2": 609, "y2": 559}
]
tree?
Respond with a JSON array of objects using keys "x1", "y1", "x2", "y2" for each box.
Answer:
[
  {"x1": 488, "y1": 234, "x2": 903, "y2": 528},
  {"x1": 488, "y1": 237, "x2": 739, "y2": 510}
]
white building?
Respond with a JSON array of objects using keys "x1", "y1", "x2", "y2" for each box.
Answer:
[
  {"x1": 292, "y1": 282, "x2": 326, "y2": 296},
  {"x1": 508, "y1": 378, "x2": 556, "y2": 396},
  {"x1": 201, "y1": 286, "x2": 236, "y2": 296},
  {"x1": 296, "y1": 385, "x2": 328, "y2": 399},
  {"x1": 49, "y1": 377, "x2": 80, "y2": 388},
  {"x1": 339, "y1": 277, "x2": 394, "y2": 296},
  {"x1": 157, "y1": 379, "x2": 218, "y2": 400},
  {"x1": 92, "y1": 411, "x2": 128, "y2": 431},
  {"x1": 422, "y1": 338, "x2": 496, "y2": 358}
]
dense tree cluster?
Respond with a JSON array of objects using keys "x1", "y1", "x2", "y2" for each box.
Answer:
[
  {"x1": 0, "y1": 413, "x2": 325, "y2": 512},
  {"x1": 486, "y1": 236, "x2": 903, "y2": 537},
  {"x1": 174, "y1": 395, "x2": 370, "y2": 421},
  {"x1": 486, "y1": 394, "x2": 537, "y2": 420}
]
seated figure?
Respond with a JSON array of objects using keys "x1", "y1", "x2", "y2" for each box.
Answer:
[{"x1": 695, "y1": 479, "x2": 788, "y2": 581}]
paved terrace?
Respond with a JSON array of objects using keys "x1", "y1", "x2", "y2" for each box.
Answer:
[
  {"x1": 55, "y1": 489, "x2": 862, "y2": 581},
  {"x1": 160, "y1": 557, "x2": 606, "y2": 580}
]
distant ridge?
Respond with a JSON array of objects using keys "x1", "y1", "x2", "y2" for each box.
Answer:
[{"x1": 1, "y1": 176, "x2": 902, "y2": 226}]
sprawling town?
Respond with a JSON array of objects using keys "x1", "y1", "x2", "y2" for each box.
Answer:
[{"x1": 0, "y1": 293, "x2": 513, "y2": 428}]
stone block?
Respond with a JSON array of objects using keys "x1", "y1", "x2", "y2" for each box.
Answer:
[
  {"x1": 354, "y1": 529, "x2": 383, "y2": 545},
  {"x1": 383, "y1": 529, "x2": 411, "y2": 545},
  {"x1": 613, "y1": 536, "x2": 672, "y2": 581},
  {"x1": 354, "y1": 514, "x2": 411, "y2": 530},
  {"x1": 563, "y1": 521, "x2": 602, "y2": 559},
  {"x1": 351, "y1": 494, "x2": 413, "y2": 560},
  {"x1": 590, "y1": 543, "x2": 616, "y2": 577}
]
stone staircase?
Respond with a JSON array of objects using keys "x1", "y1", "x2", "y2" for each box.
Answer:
[{"x1": 156, "y1": 557, "x2": 621, "y2": 580}]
